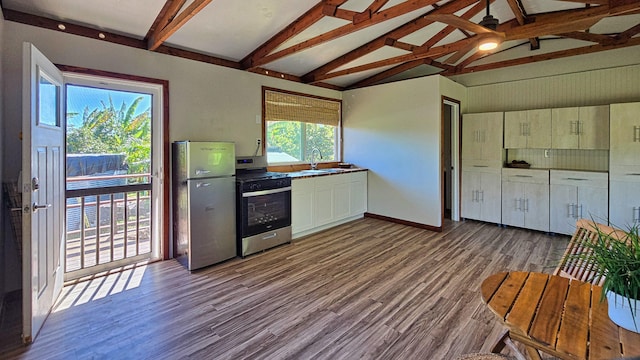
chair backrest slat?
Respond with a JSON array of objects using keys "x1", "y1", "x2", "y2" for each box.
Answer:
[{"x1": 554, "y1": 219, "x2": 629, "y2": 286}]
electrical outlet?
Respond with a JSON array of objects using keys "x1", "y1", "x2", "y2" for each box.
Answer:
[{"x1": 256, "y1": 138, "x2": 262, "y2": 146}]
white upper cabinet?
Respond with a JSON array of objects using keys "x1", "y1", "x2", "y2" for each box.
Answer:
[
  {"x1": 552, "y1": 105, "x2": 609, "y2": 150},
  {"x1": 610, "y1": 102, "x2": 640, "y2": 167},
  {"x1": 461, "y1": 112, "x2": 504, "y2": 166},
  {"x1": 504, "y1": 109, "x2": 551, "y2": 149}
]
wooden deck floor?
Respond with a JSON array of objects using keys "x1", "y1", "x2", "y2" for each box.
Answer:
[{"x1": 4, "y1": 218, "x2": 568, "y2": 359}]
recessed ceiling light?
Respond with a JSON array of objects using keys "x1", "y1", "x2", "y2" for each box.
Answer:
[
  {"x1": 58, "y1": 24, "x2": 66, "y2": 30},
  {"x1": 98, "y1": 33, "x2": 106, "y2": 39}
]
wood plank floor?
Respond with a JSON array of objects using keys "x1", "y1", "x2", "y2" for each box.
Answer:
[{"x1": 4, "y1": 218, "x2": 568, "y2": 360}]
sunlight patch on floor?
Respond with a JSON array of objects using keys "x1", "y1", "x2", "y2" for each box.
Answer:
[{"x1": 53, "y1": 261, "x2": 148, "y2": 312}]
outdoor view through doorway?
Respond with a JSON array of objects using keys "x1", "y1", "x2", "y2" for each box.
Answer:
[{"x1": 64, "y1": 80, "x2": 159, "y2": 279}]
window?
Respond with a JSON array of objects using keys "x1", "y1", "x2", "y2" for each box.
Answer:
[{"x1": 263, "y1": 88, "x2": 341, "y2": 164}]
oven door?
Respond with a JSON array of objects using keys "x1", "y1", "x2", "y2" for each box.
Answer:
[{"x1": 240, "y1": 187, "x2": 291, "y2": 238}]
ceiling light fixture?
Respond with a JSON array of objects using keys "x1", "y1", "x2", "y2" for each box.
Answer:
[{"x1": 478, "y1": 0, "x2": 501, "y2": 51}]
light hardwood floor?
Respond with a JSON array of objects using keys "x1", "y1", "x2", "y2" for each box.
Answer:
[{"x1": 5, "y1": 218, "x2": 568, "y2": 360}]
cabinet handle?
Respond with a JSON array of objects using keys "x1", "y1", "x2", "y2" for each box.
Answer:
[
  {"x1": 515, "y1": 198, "x2": 521, "y2": 211},
  {"x1": 473, "y1": 165, "x2": 489, "y2": 168},
  {"x1": 524, "y1": 198, "x2": 529, "y2": 212},
  {"x1": 578, "y1": 121, "x2": 583, "y2": 135},
  {"x1": 514, "y1": 175, "x2": 533, "y2": 178},
  {"x1": 626, "y1": 173, "x2": 640, "y2": 176},
  {"x1": 634, "y1": 207, "x2": 640, "y2": 222},
  {"x1": 568, "y1": 203, "x2": 574, "y2": 218},
  {"x1": 578, "y1": 204, "x2": 583, "y2": 218},
  {"x1": 565, "y1": 178, "x2": 587, "y2": 181},
  {"x1": 479, "y1": 190, "x2": 484, "y2": 202},
  {"x1": 634, "y1": 126, "x2": 640, "y2": 142}
]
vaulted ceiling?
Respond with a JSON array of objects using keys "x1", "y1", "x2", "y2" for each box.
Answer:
[{"x1": 2, "y1": 0, "x2": 640, "y2": 89}]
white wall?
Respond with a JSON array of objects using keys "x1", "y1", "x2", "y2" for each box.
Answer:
[
  {"x1": 464, "y1": 63, "x2": 640, "y2": 113},
  {"x1": 1, "y1": 21, "x2": 341, "y2": 182},
  {"x1": 0, "y1": 6, "x2": 6, "y2": 299},
  {"x1": 343, "y1": 75, "x2": 465, "y2": 228}
]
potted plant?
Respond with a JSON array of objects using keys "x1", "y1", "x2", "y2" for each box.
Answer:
[{"x1": 575, "y1": 222, "x2": 640, "y2": 333}]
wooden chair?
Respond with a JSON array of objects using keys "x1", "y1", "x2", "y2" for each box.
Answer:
[
  {"x1": 553, "y1": 218, "x2": 629, "y2": 285},
  {"x1": 490, "y1": 219, "x2": 628, "y2": 360}
]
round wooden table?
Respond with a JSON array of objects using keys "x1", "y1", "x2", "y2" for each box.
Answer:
[{"x1": 481, "y1": 271, "x2": 640, "y2": 360}]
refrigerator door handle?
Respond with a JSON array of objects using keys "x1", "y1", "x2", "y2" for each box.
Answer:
[
  {"x1": 195, "y1": 169, "x2": 211, "y2": 175},
  {"x1": 196, "y1": 182, "x2": 211, "y2": 188}
]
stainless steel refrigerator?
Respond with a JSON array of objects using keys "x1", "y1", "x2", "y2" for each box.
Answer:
[{"x1": 172, "y1": 141, "x2": 236, "y2": 270}]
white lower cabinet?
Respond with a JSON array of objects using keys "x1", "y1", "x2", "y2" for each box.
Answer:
[
  {"x1": 609, "y1": 166, "x2": 640, "y2": 227},
  {"x1": 461, "y1": 165, "x2": 501, "y2": 224},
  {"x1": 292, "y1": 171, "x2": 368, "y2": 238},
  {"x1": 549, "y1": 170, "x2": 608, "y2": 235},
  {"x1": 291, "y1": 177, "x2": 315, "y2": 234},
  {"x1": 501, "y1": 168, "x2": 550, "y2": 232}
]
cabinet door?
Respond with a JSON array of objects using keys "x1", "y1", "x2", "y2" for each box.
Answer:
[
  {"x1": 482, "y1": 112, "x2": 504, "y2": 161},
  {"x1": 578, "y1": 185, "x2": 608, "y2": 224},
  {"x1": 609, "y1": 180, "x2": 640, "y2": 227},
  {"x1": 333, "y1": 182, "x2": 351, "y2": 220},
  {"x1": 550, "y1": 184, "x2": 578, "y2": 235},
  {"x1": 461, "y1": 114, "x2": 484, "y2": 160},
  {"x1": 551, "y1": 107, "x2": 579, "y2": 149},
  {"x1": 610, "y1": 103, "x2": 640, "y2": 166},
  {"x1": 501, "y1": 181, "x2": 524, "y2": 227},
  {"x1": 527, "y1": 109, "x2": 552, "y2": 149},
  {"x1": 350, "y1": 172, "x2": 367, "y2": 216},
  {"x1": 504, "y1": 111, "x2": 528, "y2": 149},
  {"x1": 523, "y1": 182, "x2": 550, "y2": 232},
  {"x1": 292, "y1": 178, "x2": 315, "y2": 234},
  {"x1": 314, "y1": 179, "x2": 334, "y2": 227},
  {"x1": 480, "y1": 172, "x2": 502, "y2": 224},
  {"x1": 579, "y1": 105, "x2": 609, "y2": 149},
  {"x1": 462, "y1": 170, "x2": 481, "y2": 220}
]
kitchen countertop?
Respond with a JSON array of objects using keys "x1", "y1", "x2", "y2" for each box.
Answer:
[{"x1": 284, "y1": 167, "x2": 368, "y2": 179}]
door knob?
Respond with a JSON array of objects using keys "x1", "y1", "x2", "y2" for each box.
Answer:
[{"x1": 32, "y1": 203, "x2": 51, "y2": 212}]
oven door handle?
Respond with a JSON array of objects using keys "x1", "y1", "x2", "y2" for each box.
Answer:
[{"x1": 242, "y1": 186, "x2": 292, "y2": 197}]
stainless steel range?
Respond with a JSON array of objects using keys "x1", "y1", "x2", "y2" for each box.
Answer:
[{"x1": 235, "y1": 156, "x2": 291, "y2": 257}]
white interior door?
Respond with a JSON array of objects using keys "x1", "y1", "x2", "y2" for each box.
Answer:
[{"x1": 21, "y1": 42, "x2": 65, "y2": 343}]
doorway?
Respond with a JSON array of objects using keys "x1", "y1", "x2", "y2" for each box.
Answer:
[
  {"x1": 442, "y1": 97, "x2": 461, "y2": 222},
  {"x1": 62, "y1": 72, "x2": 165, "y2": 280}
]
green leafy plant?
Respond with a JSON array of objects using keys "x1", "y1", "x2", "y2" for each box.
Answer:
[{"x1": 574, "y1": 222, "x2": 640, "y2": 326}]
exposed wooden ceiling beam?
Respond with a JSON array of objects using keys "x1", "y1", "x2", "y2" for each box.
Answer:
[
  {"x1": 241, "y1": 2, "x2": 325, "y2": 69},
  {"x1": 310, "y1": 37, "x2": 478, "y2": 83},
  {"x1": 145, "y1": 0, "x2": 186, "y2": 41},
  {"x1": 353, "y1": 0, "x2": 391, "y2": 24},
  {"x1": 245, "y1": 0, "x2": 442, "y2": 69},
  {"x1": 559, "y1": 0, "x2": 608, "y2": 4},
  {"x1": 148, "y1": 0, "x2": 213, "y2": 51},
  {"x1": 301, "y1": 0, "x2": 478, "y2": 82},
  {"x1": 559, "y1": 31, "x2": 616, "y2": 44},
  {"x1": 504, "y1": 0, "x2": 539, "y2": 48},
  {"x1": 445, "y1": 36, "x2": 640, "y2": 76},
  {"x1": 617, "y1": 22, "x2": 640, "y2": 42},
  {"x1": 348, "y1": 59, "x2": 430, "y2": 88}
]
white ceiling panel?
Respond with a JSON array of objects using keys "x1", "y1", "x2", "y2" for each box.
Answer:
[
  {"x1": 273, "y1": 17, "x2": 352, "y2": 54},
  {"x1": 521, "y1": 0, "x2": 586, "y2": 15},
  {"x1": 3, "y1": 0, "x2": 163, "y2": 38},
  {"x1": 590, "y1": 14, "x2": 640, "y2": 34},
  {"x1": 166, "y1": 0, "x2": 319, "y2": 61},
  {"x1": 470, "y1": 38, "x2": 592, "y2": 66},
  {"x1": 377, "y1": 63, "x2": 443, "y2": 85},
  {"x1": 399, "y1": 23, "x2": 449, "y2": 46}
]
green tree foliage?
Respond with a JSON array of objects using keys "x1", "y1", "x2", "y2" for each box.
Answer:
[
  {"x1": 67, "y1": 96, "x2": 151, "y2": 175},
  {"x1": 266, "y1": 121, "x2": 336, "y2": 162}
]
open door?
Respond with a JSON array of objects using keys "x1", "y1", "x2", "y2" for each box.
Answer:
[{"x1": 21, "y1": 43, "x2": 65, "y2": 343}]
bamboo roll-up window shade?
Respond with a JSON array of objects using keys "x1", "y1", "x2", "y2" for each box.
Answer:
[{"x1": 265, "y1": 89, "x2": 340, "y2": 126}]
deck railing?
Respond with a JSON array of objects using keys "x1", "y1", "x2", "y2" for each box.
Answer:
[{"x1": 65, "y1": 174, "x2": 152, "y2": 276}]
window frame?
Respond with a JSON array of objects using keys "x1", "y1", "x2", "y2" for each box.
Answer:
[{"x1": 262, "y1": 86, "x2": 343, "y2": 166}]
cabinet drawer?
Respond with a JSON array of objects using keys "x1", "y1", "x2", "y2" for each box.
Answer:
[
  {"x1": 610, "y1": 165, "x2": 640, "y2": 181},
  {"x1": 550, "y1": 170, "x2": 608, "y2": 188},
  {"x1": 462, "y1": 159, "x2": 503, "y2": 169},
  {"x1": 502, "y1": 168, "x2": 549, "y2": 184}
]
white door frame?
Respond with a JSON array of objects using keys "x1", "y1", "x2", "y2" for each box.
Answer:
[
  {"x1": 62, "y1": 72, "x2": 165, "y2": 277},
  {"x1": 444, "y1": 98, "x2": 461, "y2": 222}
]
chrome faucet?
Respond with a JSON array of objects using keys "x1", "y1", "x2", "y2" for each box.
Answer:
[{"x1": 310, "y1": 148, "x2": 322, "y2": 170}]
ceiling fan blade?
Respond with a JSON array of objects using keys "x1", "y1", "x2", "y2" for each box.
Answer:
[
  {"x1": 504, "y1": 13, "x2": 603, "y2": 41},
  {"x1": 426, "y1": 14, "x2": 504, "y2": 37}
]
